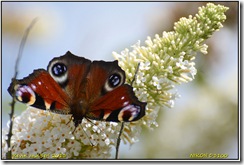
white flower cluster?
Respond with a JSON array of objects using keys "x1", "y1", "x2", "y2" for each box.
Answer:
[
  {"x1": 113, "y1": 3, "x2": 228, "y2": 130},
  {"x1": 2, "y1": 107, "x2": 122, "y2": 159}
]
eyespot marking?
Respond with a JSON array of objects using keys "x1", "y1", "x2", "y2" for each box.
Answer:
[
  {"x1": 48, "y1": 61, "x2": 68, "y2": 87},
  {"x1": 118, "y1": 104, "x2": 141, "y2": 122},
  {"x1": 15, "y1": 85, "x2": 36, "y2": 105},
  {"x1": 104, "y1": 72, "x2": 124, "y2": 92}
]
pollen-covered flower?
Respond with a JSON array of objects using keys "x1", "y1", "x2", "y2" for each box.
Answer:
[
  {"x1": 1, "y1": 107, "x2": 120, "y2": 159},
  {"x1": 113, "y1": 3, "x2": 228, "y2": 132}
]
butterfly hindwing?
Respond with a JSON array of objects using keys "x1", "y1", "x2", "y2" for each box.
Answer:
[{"x1": 89, "y1": 84, "x2": 146, "y2": 122}]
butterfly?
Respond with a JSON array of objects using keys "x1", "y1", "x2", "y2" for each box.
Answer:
[{"x1": 8, "y1": 51, "x2": 146, "y2": 127}]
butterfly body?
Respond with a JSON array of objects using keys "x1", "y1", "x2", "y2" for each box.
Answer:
[{"x1": 8, "y1": 51, "x2": 146, "y2": 127}]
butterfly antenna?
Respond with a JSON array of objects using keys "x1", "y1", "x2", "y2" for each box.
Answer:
[
  {"x1": 86, "y1": 118, "x2": 106, "y2": 135},
  {"x1": 69, "y1": 119, "x2": 94, "y2": 146},
  {"x1": 65, "y1": 116, "x2": 77, "y2": 134},
  {"x1": 80, "y1": 124, "x2": 95, "y2": 146}
]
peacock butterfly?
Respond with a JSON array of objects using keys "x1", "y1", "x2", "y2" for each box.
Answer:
[{"x1": 8, "y1": 51, "x2": 146, "y2": 127}]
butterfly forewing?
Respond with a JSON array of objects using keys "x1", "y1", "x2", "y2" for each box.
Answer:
[
  {"x1": 85, "y1": 60, "x2": 125, "y2": 101},
  {"x1": 47, "y1": 51, "x2": 92, "y2": 100},
  {"x1": 8, "y1": 69, "x2": 71, "y2": 114}
]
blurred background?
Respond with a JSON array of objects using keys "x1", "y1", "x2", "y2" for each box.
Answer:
[{"x1": 2, "y1": 2, "x2": 239, "y2": 159}]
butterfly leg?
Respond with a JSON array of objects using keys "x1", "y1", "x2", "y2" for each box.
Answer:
[
  {"x1": 64, "y1": 117, "x2": 76, "y2": 135},
  {"x1": 80, "y1": 126, "x2": 94, "y2": 146},
  {"x1": 66, "y1": 116, "x2": 73, "y2": 125}
]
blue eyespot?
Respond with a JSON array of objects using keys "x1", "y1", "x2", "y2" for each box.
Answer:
[
  {"x1": 108, "y1": 74, "x2": 121, "y2": 88},
  {"x1": 52, "y1": 63, "x2": 67, "y2": 77}
]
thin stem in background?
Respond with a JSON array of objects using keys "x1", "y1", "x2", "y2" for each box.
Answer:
[
  {"x1": 6, "y1": 18, "x2": 38, "y2": 159},
  {"x1": 115, "y1": 122, "x2": 124, "y2": 159},
  {"x1": 115, "y1": 63, "x2": 140, "y2": 159}
]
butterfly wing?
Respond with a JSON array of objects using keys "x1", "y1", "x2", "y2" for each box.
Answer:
[
  {"x1": 47, "y1": 51, "x2": 92, "y2": 100},
  {"x1": 85, "y1": 60, "x2": 125, "y2": 101},
  {"x1": 8, "y1": 51, "x2": 92, "y2": 115},
  {"x1": 8, "y1": 51, "x2": 146, "y2": 125},
  {"x1": 88, "y1": 84, "x2": 146, "y2": 122},
  {"x1": 85, "y1": 60, "x2": 146, "y2": 122},
  {"x1": 8, "y1": 69, "x2": 71, "y2": 114}
]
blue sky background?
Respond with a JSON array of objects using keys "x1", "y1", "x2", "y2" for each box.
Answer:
[
  {"x1": 2, "y1": 2, "x2": 173, "y2": 125},
  {"x1": 2, "y1": 2, "x2": 239, "y2": 159}
]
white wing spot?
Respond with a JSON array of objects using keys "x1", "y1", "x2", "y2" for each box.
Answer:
[
  {"x1": 123, "y1": 101, "x2": 129, "y2": 106},
  {"x1": 31, "y1": 84, "x2": 36, "y2": 90}
]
